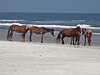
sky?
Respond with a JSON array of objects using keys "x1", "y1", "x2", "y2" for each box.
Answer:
[{"x1": 0, "y1": 0, "x2": 100, "y2": 13}]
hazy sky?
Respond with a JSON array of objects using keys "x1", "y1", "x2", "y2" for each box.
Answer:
[{"x1": 0, "y1": 0, "x2": 100, "y2": 13}]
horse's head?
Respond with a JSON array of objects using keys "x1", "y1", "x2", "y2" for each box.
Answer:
[
  {"x1": 50, "y1": 29, "x2": 55, "y2": 37},
  {"x1": 82, "y1": 28, "x2": 86, "y2": 35},
  {"x1": 76, "y1": 26, "x2": 81, "y2": 33}
]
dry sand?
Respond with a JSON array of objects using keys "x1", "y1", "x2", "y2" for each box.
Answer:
[{"x1": 0, "y1": 41, "x2": 100, "y2": 75}]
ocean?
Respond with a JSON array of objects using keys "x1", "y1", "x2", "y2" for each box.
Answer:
[
  {"x1": 0, "y1": 13, "x2": 100, "y2": 33},
  {"x1": 0, "y1": 12, "x2": 100, "y2": 45}
]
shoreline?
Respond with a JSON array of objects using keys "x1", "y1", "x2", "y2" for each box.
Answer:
[{"x1": 0, "y1": 29, "x2": 100, "y2": 47}]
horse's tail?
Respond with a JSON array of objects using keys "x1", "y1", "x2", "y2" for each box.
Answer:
[
  {"x1": 7, "y1": 26, "x2": 11, "y2": 40},
  {"x1": 56, "y1": 32, "x2": 61, "y2": 43}
]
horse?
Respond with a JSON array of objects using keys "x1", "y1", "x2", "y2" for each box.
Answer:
[
  {"x1": 56, "y1": 26, "x2": 81, "y2": 45},
  {"x1": 7, "y1": 24, "x2": 29, "y2": 42},
  {"x1": 82, "y1": 28, "x2": 92, "y2": 46},
  {"x1": 29, "y1": 26, "x2": 55, "y2": 43}
]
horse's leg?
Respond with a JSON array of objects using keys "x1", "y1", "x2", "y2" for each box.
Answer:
[
  {"x1": 89, "y1": 38, "x2": 92, "y2": 46},
  {"x1": 70, "y1": 37, "x2": 73, "y2": 45},
  {"x1": 29, "y1": 31, "x2": 32, "y2": 42},
  {"x1": 88, "y1": 37, "x2": 91, "y2": 46},
  {"x1": 74, "y1": 37, "x2": 77, "y2": 45},
  {"x1": 21, "y1": 33, "x2": 25, "y2": 42},
  {"x1": 77, "y1": 36, "x2": 80, "y2": 45},
  {"x1": 88, "y1": 38, "x2": 90, "y2": 46},
  {"x1": 84, "y1": 36, "x2": 86, "y2": 46},
  {"x1": 70, "y1": 36, "x2": 75, "y2": 45},
  {"x1": 9, "y1": 31, "x2": 13, "y2": 41},
  {"x1": 58, "y1": 38, "x2": 60, "y2": 43},
  {"x1": 23, "y1": 34, "x2": 25, "y2": 42},
  {"x1": 61, "y1": 36, "x2": 65, "y2": 44},
  {"x1": 61, "y1": 38, "x2": 64, "y2": 44},
  {"x1": 73, "y1": 36, "x2": 76, "y2": 45},
  {"x1": 7, "y1": 32, "x2": 10, "y2": 41},
  {"x1": 7, "y1": 27, "x2": 11, "y2": 40},
  {"x1": 41, "y1": 34, "x2": 44, "y2": 43},
  {"x1": 75, "y1": 35, "x2": 80, "y2": 45},
  {"x1": 88, "y1": 33, "x2": 92, "y2": 46}
]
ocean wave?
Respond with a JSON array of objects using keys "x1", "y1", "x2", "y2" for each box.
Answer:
[
  {"x1": 77, "y1": 24, "x2": 100, "y2": 29},
  {"x1": 0, "y1": 19, "x2": 86, "y2": 25},
  {"x1": 0, "y1": 23, "x2": 76, "y2": 28},
  {"x1": 32, "y1": 20, "x2": 85, "y2": 24},
  {"x1": 0, "y1": 23, "x2": 23, "y2": 26},
  {"x1": 0, "y1": 23, "x2": 100, "y2": 30},
  {"x1": 0, "y1": 19, "x2": 26, "y2": 22}
]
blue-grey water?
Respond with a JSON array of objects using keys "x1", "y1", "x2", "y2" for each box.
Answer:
[
  {"x1": 0, "y1": 13, "x2": 99, "y2": 45},
  {"x1": 0, "y1": 13, "x2": 100, "y2": 32}
]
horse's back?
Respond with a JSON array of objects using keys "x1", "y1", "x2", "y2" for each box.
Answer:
[
  {"x1": 87, "y1": 29, "x2": 92, "y2": 32},
  {"x1": 29, "y1": 26, "x2": 44, "y2": 34},
  {"x1": 9, "y1": 24, "x2": 27, "y2": 33},
  {"x1": 29, "y1": 26, "x2": 54, "y2": 34},
  {"x1": 60, "y1": 29, "x2": 75, "y2": 37}
]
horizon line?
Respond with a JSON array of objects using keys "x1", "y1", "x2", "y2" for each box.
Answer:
[{"x1": 0, "y1": 12, "x2": 100, "y2": 14}]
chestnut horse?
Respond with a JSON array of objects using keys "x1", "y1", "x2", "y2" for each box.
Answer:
[
  {"x1": 29, "y1": 26, "x2": 55, "y2": 43},
  {"x1": 7, "y1": 24, "x2": 29, "y2": 42},
  {"x1": 82, "y1": 28, "x2": 92, "y2": 46},
  {"x1": 56, "y1": 26, "x2": 81, "y2": 45}
]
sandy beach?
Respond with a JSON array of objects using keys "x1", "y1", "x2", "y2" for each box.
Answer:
[
  {"x1": 0, "y1": 0, "x2": 100, "y2": 74},
  {"x1": 0, "y1": 29, "x2": 100, "y2": 75},
  {"x1": 0, "y1": 41, "x2": 100, "y2": 75}
]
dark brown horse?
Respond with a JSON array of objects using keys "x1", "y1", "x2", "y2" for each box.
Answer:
[
  {"x1": 7, "y1": 24, "x2": 29, "y2": 42},
  {"x1": 56, "y1": 26, "x2": 81, "y2": 45},
  {"x1": 82, "y1": 28, "x2": 92, "y2": 46},
  {"x1": 29, "y1": 26, "x2": 55, "y2": 43}
]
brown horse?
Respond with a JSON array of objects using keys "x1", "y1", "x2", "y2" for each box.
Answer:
[
  {"x1": 29, "y1": 26, "x2": 55, "y2": 43},
  {"x1": 82, "y1": 28, "x2": 92, "y2": 46},
  {"x1": 56, "y1": 26, "x2": 81, "y2": 45},
  {"x1": 7, "y1": 24, "x2": 29, "y2": 42}
]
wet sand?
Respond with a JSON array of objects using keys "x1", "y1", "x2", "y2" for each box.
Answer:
[{"x1": 0, "y1": 30, "x2": 100, "y2": 46}]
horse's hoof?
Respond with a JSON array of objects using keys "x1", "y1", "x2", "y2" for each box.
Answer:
[{"x1": 73, "y1": 44, "x2": 75, "y2": 45}]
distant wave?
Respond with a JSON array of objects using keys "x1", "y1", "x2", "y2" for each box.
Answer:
[
  {"x1": 0, "y1": 23, "x2": 77, "y2": 28},
  {"x1": 0, "y1": 23, "x2": 100, "y2": 30},
  {"x1": 0, "y1": 19, "x2": 85, "y2": 21},
  {"x1": 0, "y1": 19, "x2": 26, "y2": 22},
  {"x1": 34, "y1": 20, "x2": 85, "y2": 23},
  {"x1": 0, "y1": 19, "x2": 86, "y2": 25},
  {"x1": 0, "y1": 23, "x2": 23, "y2": 26},
  {"x1": 31, "y1": 20, "x2": 85, "y2": 25}
]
